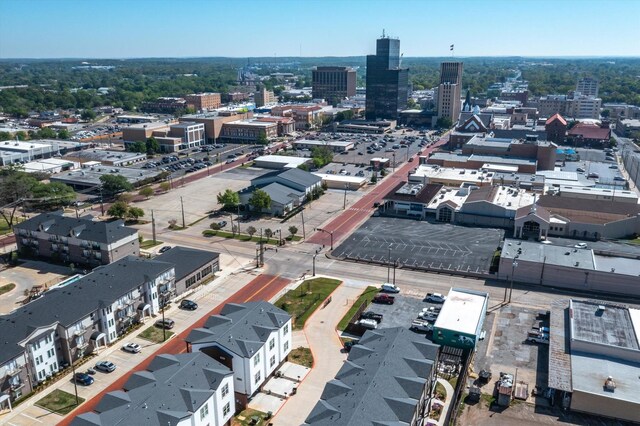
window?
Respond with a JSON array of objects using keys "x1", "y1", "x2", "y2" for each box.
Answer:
[
  {"x1": 221, "y1": 383, "x2": 229, "y2": 397},
  {"x1": 269, "y1": 339, "x2": 275, "y2": 350},
  {"x1": 284, "y1": 341, "x2": 289, "y2": 352},
  {"x1": 283, "y1": 324, "x2": 289, "y2": 335},
  {"x1": 199, "y1": 403, "x2": 209, "y2": 421},
  {"x1": 254, "y1": 371, "x2": 261, "y2": 384},
  {"x1": 270, "y1": 355, "x2": 275, "y2": 367},
  {"x1": 253, "y1": 352, "x2": 260, "y2": 367},
  {"x1": 185, "y1": 276, "x2": 197, "y2": 288},
  {"x1": 223, "y1": 402, "x2": 230, "y2": 416}
]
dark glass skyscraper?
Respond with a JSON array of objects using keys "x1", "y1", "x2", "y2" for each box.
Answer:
[{"x1": 365, "y1": 36, "x2": 409, "y2": 120}]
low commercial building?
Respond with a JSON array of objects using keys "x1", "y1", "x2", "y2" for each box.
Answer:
[
  {"x1": 141, "y1": 97, "x2": 188, "y2": 114},
  {"x1": 548, "y1": 299, "x2": 640, "y2": 423},
  {"x1": 427, "y1": 152, "x2": 539, "y2": 174},
  {"x1": 381, "y1": 181, "x2": 443, "y2": 219},
  {"x1": 433, "y1": 288, "x2": 489, "y2": 349},
  {"x1": 461, "y1": 134, "x2": 557, "y2": 171},
  {"x1": 557, "y1": 185, "x2": 638, "y2": 204},
  {"x1": 115, "y1": 114, "x2": 158, "y2": 124},
  {"x1": 335, "y1": 119, "x2": 395, "y2": 134},
  {"x1": 71, "y1": 352, "x2": 235, "y2": 426},
  {"x1": 168, "y1": 122, "x2": 206, "y2": 149},
  {"x1": 566, "y1": 122, "x2": 611, "y2": 146},
  {"x1": 253, "y1": 155, "x2": 311, "y2": 170},
  {"x1": 154, "y1": 246, "x2": 219, "y2": 295},
  {"x1": 64, "y1": 149, "x2": 147, "y2": 166},
  {"x1": 409, "y1": 164, "x2": 494, "y2": 188},
  {"x1": 616, "y1": 118, "x2": 640, "y2": 137},
  {"x1": 293, "y1": 139, "x2": 354, "y2": 153},
  {"x1": 14, "y1": 211, "x2": 139, "y2": 266},
  {"x1": 0, "y1": 139, "x2": 60, "y2": 166},
  {"x1": 22, "y1": 158, "x2": 78, "y2": 174},
  {"x1": 220, "y1": 120, "x2": 277, "y2": 143},
  {"x1": 121, "y1": 122, "x2": 171, "y2": 145},
  {"x1": 305, "y1": 327, "x2": 440, "y2": 425},
  {"x1": 50, "y1": 166, "x2": 161, "y2": 191},
  {"x1": 186, "y1": 301, "x2": 292, "y2": 410},
  {"x1": 312, "y1": 173, "x2": 367, "y2": 190},
  {"x1": 499, "y1": 239, "x2": 640, "y2": 297},
  {"x1": 255, "y1": 116, "x2": 296, "y2": 136},
  {"x1": 180, "y1": 111, "x2": 254, "y2": 142}
]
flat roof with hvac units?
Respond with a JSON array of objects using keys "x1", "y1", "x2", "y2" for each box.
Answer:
[{"x1": 253, "y1": 155, "x2": 311, "y2": 169}]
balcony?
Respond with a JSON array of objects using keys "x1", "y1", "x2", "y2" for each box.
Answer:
[
  {"x1": 10, "y1": 381, "x2": 25, "y2": 391},
  {"x1": 6, "y1": 365, "x2": 21, "y2": 377},
  {"x1": 73, "y1": 327, "x2": 86, "y2": 337}
]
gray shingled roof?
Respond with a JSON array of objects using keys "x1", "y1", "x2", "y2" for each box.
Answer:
[
  {"x1": 71, "y1": 352, "x2": 232, "y2": 426},
  {"x1": 0, "y1": 256, "x2": 173, "y2": 364},
  {"x1": 154, "y1": 246, "x2": 219, "y2": 282},
  {"x1": 259, "y1": 182, "x2": 305, "y2": 205},
  {"x1": 14, "y1": 211, "x2": 137, "y2": 244},
  {"x1": 186, "y1": 301, "x2": 290, "y2": 358},
  {"x1": 305, "y1": 328, "x2": 439, "y2": 425},
  {"x1": 277, "y1": 167, "x2": 322, "y2": 188}
]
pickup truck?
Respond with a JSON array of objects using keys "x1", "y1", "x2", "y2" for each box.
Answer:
[
  {"x1": 426, "y1": 293, "x2": 447, "y2": 303},
  {"x1": 418, "y1": 310, "x2": 439, "y2": 321},
  {"x1": 358, "y1": 318, "x2": 378, "y2": 329},
  {"x1": 372, "y1": 294, "x2": 395, "y2": 305},
  {"x1": 360, "y1": 311, "x2": 383, "y2": 323},
  {"x1": 410, "y1": 320, "x2": 433, "y2": 333},
  {"x1": 526, "y1": 331, "x2": 549, "y2": 344}
]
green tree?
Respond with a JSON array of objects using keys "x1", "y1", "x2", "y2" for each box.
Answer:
[
  {"x1": 249, "y1": 189, "x2": 271, "y2": 211},
  {"x1": 30, "y1": 181, "x2": 76, "y2": 208},
  {"x1": 139, "y1": 186, "x2": 154, "y2": 199},
  {"x1": 159, "y1": 182, "x2": 171, "y2": 192},
  {"x1": 435, "y1": 117, "x2": 453, "y2": 129},
  {"x1": 217, "y1": 189, "x2": 240, "y2": 210},
  {"x1": 311, "y1": 146, "x2": 333, "y2": 168},
  {"x1": 145, "y1": 137, "x2": 159, "y2": 154},
  {"x1": 209, "y1": 222, "x2": 221, "y2": 231},
  {"x1": 406, "y1": 98, "x2": 418, "y2": 109},
  {"x1": 36, "y1": 127, "x2": 57, "y2": 139},
  {"x1": 126, "y1": 206, "x2": 145, "y2": 220},
  {"x1": 15, "y1": 131, "x2": 28, "y2": 141},
  {"x1": 246, "y1": 226, "x2": 257, "y2": 238},
  {"x1": 0, "y1": 131, "x2": 12, "y2": 140},
  {"x1": 81, "y1": 109, "x2": 96, "y2": 121},
  {"x1": 100, "y1": 174, "x2": 133, "y2": 195},
  {"x1": 264, "y1": 228, "x2": 273, "y2": 239},
  {"x1": 601, "y1": 109, "x2": 611, "y2": 118},
  {"x1": 0, "y1": 172, "x2": 37, "y2": 226},
  {"x1": 127, "y1": 141, "x2": 147, "y2": 153},
  {"x1": 107, "y1": 201, "x2": 129, "y2": 219},
  {"x1": 257, "y1": 132, "x2": 269, "y2": 145},
  {"x1": 288, "y1": 225, "x2": 298, "y2": 238},
  {"x1": 57, "y1": 129, "x2": 70, "y2": 139}
]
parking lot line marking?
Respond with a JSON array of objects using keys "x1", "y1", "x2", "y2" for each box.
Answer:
[{"x1": 20, "y1": 413, "x2": 43, "y2": 423}]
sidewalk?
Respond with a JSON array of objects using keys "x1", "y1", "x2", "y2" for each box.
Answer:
[
  {"x1": 273, "y1": 281, "x2": 364, "y2": 426},
  {"x1": 432, "y1": 378, "x2": 455, "y2": 426}
]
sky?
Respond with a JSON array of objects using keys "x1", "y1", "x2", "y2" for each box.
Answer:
[{"x1": 1, "y1": 0, "x2": 639, "y2": 59}]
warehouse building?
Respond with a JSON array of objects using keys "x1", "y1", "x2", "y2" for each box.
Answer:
[
  {"x1": 548, "y1": 299, "x2": 640, "y2": 423},
  {"x1": 64, "y1": 149, "x2": 147, "y2": 166},
  {"x1": 432, "y1": 288, "x2": 489, "y2": 349},
  {"x1": 252, "y1": 155, "x2": 311, "y2": 170}
]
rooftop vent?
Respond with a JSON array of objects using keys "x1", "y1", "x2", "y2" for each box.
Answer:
[
  {"x1": 597, "y1": 305, "x2": 606, "y2": 312},
  {"x1": 604, "y1": 376, "x2": 616, "y2": 392}
]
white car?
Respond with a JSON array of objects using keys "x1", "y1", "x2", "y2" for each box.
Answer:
[
  {"x1": 381, "y1": 283, "x2": 400, "y2": 293},
  {"x1": 574, "y1": 243, "x2": 588, "y2": 249},
  {"x1": 122, "y1": 343, "x2": 141, "y2": 353},
  {"x1": 526, "y1": 334, "x2": 550, "y2": 344},
  {"x1": 426, "y1": 293, "x2": 447, "y2": 303},
  {"x1": 358, "y1": 318, "x2": 378, "y2": 329}
]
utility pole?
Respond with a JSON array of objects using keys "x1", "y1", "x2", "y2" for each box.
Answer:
[
  {"x1": 312, "y1": 254, "x2": 317, "y2": 276},
  {"x1": 64, "y1": 330, "x2": 79, "y2": 405},
  {"x1": 180, "y1": 197, "x2": 185, "y2": 228},
  {"x1": 151, "y1": 210, "x2": 157, "y2": 244},
  {"x1": 393, "y1": 259, "x2": 397, "y2": 284},
  {"x1": 301, "y1": 210, "x2": 306, "y2": 240},
  {"x1": 343, "y1": 184, "x2": 348, "y2": 210},
  {"x1": 99, "y1": 186, "x2": 105, "y2": 216}
]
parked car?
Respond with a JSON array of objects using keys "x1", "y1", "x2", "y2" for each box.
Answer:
[
  {"x1": 180, "y1": 299, "x2": 198, "y2": 310},
  {"x1": 418, "y1": 310, "x2": 438, "y2": 321},
  {"x1": 159, "y1": 246, "x2": 172, "y2": 253},
  {"x1": 343, "y1": 340, "x2": 357, "y2": 352},
  {"x1": 381, "y1": 283, "x2": 400, "y2": 293},
  {"x1": 217, "y1": 220, "x2": 227, "y2": 228},
  {"x1": 74, "y1": 372, "x2": 94, "y2": 386},
  {"x1": 360, "y1": 311, "x2": 383, "y2": 323},
  {"x1": 122, "y1": 342, "x2": 141, "y2": 353},
  {"x1": 614, "y1": 176, "x2": 625, "y2": 181},
  {"x1": 526, "y1": 333, "x2": 550, "y2": 344},
  {"x1": 372, "y1": 294, "x2": 395, "y2": 305},
  {"x1": 410, "y1": 319, "x2": 433, "y2": 333},
  {"x1": 574, "y1": 243, "x2": 588, "y2": 249},
  {"x1": 426, "y1": 293, "x2": 447, "y2": 303},
  {"x1": 358, "y1": 318, "x2": 378, "y2": 329},
  {"x1": 587, "y1": 173, "x2": 599, "y2": 179},
  {"x1": 155, "y1": 318, "x2": 175, "y2": 329},
  {"x1": 95, "y1": 361, "x2": 116, "y2": 373}
]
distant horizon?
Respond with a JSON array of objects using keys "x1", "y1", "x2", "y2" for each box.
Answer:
[{"x1": 1, "y1": 0, "x2": 639, "y2": 58}]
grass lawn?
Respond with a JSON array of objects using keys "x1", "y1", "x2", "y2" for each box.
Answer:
[
  {"x1": 140, "y1": 239, "x2": 163, "y2": 249},
  {"x1": 202, "y1": 229, "x2": 280, "y2": 245},
  {"x1": 624, "y1": 237, "x2": 640, "y2": 245},
  {"x1": 289, "y1": 346, "x2": 313, "y2": 368},
  {"x1": 232, "y1": 408, "x2": 270, "y2": 426},
  {"x1": 276, "y1": 277, "x2": 341, "y2": 330},
  {"x1": 435, "y1": 381, "x2": 447, "y2": 401},
  {"x1": 337, "y1": 286, "x2": 379, "y2": 331},
  {"x1": 0, "y1": 283, "x2": 16, "y2": 295},
  {"x1": 139, "y1": 325, "x2": 174, "y2": 343},
  {"x1": 35, "y1": 389, "x2": 85, "y2": 415},
  {"x1": 0, "y1": 217, "x2": 23, "y2": 235}
]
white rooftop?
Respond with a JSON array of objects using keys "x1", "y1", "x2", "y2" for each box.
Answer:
[
  {"x1": 559, "y1": 185, "x2": 638, "y2": 200},
  {"x1": 434, "y1": 288, "x2": 488, "y2": 335},
  {"x1": 312, "y1": 173, "x2": 367, "y2": 184},
  {"x1": 410, "y1": 164, "x2": 494, "y2": 185},
  {"x1": 294, "y1": 139, "x2": 353, "y2": 147},
  {"x1": 254, "y1": 155, "x2": 309, "y2": 168}
]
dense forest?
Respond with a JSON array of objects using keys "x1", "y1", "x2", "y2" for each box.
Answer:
[{"x1": 1, "y1": 56, "x2": 639, "y2": 116}]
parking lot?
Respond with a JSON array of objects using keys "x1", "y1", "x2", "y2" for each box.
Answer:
[
  {"x1": 363, "y1": 292, "x2": 442, "y2": 335},
  {"x1": 333, "y1": 217, "x2": 504, "y2": 274}
]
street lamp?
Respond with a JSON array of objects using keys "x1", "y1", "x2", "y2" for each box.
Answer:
[
  {"x1": 343, "y1": 183, "x2": 348, "y2": 210},
  {"x1": 312, "y1": 254, "x2": 317, "y2": 276},
  {"x1": 507, "y1": 260, "x2": 518, "y2": 304},
  {"x1": 387, "y1": 244, "x2": 392, "y2": 283},
  {"x1": 316, "y1": 228, "x2": 334, "y2": 250},
  {"x1": 63, "y1": 329, "x2": 79, "y2": 405},
  {"x1": 160, "y1": 293, "x2": 167, "y2": 342}
]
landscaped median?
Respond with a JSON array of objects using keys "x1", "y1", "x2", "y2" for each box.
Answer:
[
  {"x1": 202, "y1": 229, "x2": 280, "y2": 245},
  {"x1": 35, "y1": 389, "x2": 85, "y2": 415},
  {"x1": 337, "y1": 286, "x2": 379, "y2": 331},
  {"x1": 139, "y1": 324, "x2": 174, "y2": 343},
  {"x1": 275, "y1": 277, "x2": 342, "y2": 330}
]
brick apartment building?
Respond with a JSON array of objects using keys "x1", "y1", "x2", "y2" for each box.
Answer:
[{"x1": 184, "y1": 93, "x2": 222, "y2": 111}]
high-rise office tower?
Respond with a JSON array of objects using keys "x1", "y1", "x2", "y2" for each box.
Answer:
[
  {"x1": 437, "y1": 61, "x2": 463, "y2": 124},
  {"x1": 312, "y1": 66, "x2": 356, "y2": 104},
  {"x1": 576, "y1": 77, "x2": 599, "y2": 98},
  {"x1": 365, "y1": 34, "x2": 409, "y2": 120}
]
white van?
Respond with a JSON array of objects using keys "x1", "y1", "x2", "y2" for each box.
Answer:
[{"x1": 381, "y1": 283, "x2": 400, "y2": 293}]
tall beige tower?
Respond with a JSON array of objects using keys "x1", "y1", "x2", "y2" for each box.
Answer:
[{"x1": 437, "y1": 61, "x2": 463, "y2": 124}]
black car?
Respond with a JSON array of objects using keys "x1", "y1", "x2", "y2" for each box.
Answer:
[
  {"x1": 180, "y1": 299, "x2": 198, "y2": 310},
  {"x1": 159, "y1": 246, "x2": 172, "y2": 253},
  {"x1": 155, "y1": 319, "x2": 175, "y2": 329},
  {"x1": 360, "y1": 311, "x2": 383, "y2": 323},
  {"x1": 74, "y1": 372, "x2": 94, "y2": 386}
]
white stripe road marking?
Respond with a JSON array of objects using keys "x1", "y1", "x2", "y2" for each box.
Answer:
[{"x1": 20, "y1": 413, "x2": 44, "y2": 423}]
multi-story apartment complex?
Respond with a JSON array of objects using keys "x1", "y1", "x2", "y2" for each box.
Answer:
[
  {"x1": 255, "y1": 87, "x2": 277, "y2": 107},
  {"x1": 312, "y1": 66, "x2": 357, "y2": 104},
  {"x1": 536, "y1": 94, "x2": 568, "y2": 118},
  {"x1": 186, "y1": 301, "x2": 292, "y2": 409},
  {"x1": 576, "y1": 77, "x2": 599, "y2": 97},
  {"x1": 184, "y1": 92, "x2": 222, "y2": 111},
  {"x1": 365, "y1": 35, "x2": 409, "y2": 120},
  {"x1": 437, "y1": 61, "x2": 464, "y2": 124},
  {"x1": 71, "y1": 353, "x2": 235, "y2": 426},
  {"x1": 566, "y1": 95, "x2": 602, "y2": 120},
  {"x1": 14, "y1": 211, "x2": 139, "y2": 266},
  {"x1": 0, "y1": 256, "x2": 175, "y2": 404}
]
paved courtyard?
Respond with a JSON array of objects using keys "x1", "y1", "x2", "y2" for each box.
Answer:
[{"x1": 333, "y1": 217, "x2": 504, "y2": 274}]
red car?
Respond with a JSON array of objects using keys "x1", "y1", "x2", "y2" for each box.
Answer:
[{"x1": 372, "y1": 294, "x2": 395, "y2": 305}]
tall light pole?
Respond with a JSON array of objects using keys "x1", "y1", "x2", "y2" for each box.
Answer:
[
  {"x1": 312, "y1": 254, "x2": 317, "y2": 277},
  {"x1": 343, "y1": 183, "x2": 348, "y2": 210},
  {"x1": 63, "y1": 329, "x2": 79, "y2": 405},
  {"x1": 387, "y1": 244, "x2": 392, "y2": 283},
  {"x1": 508, "y1": 260, "x2": 518, "y2": 304},
  {"x1": 180, "y1": 196, "x2": 186, "y2": 228}
]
